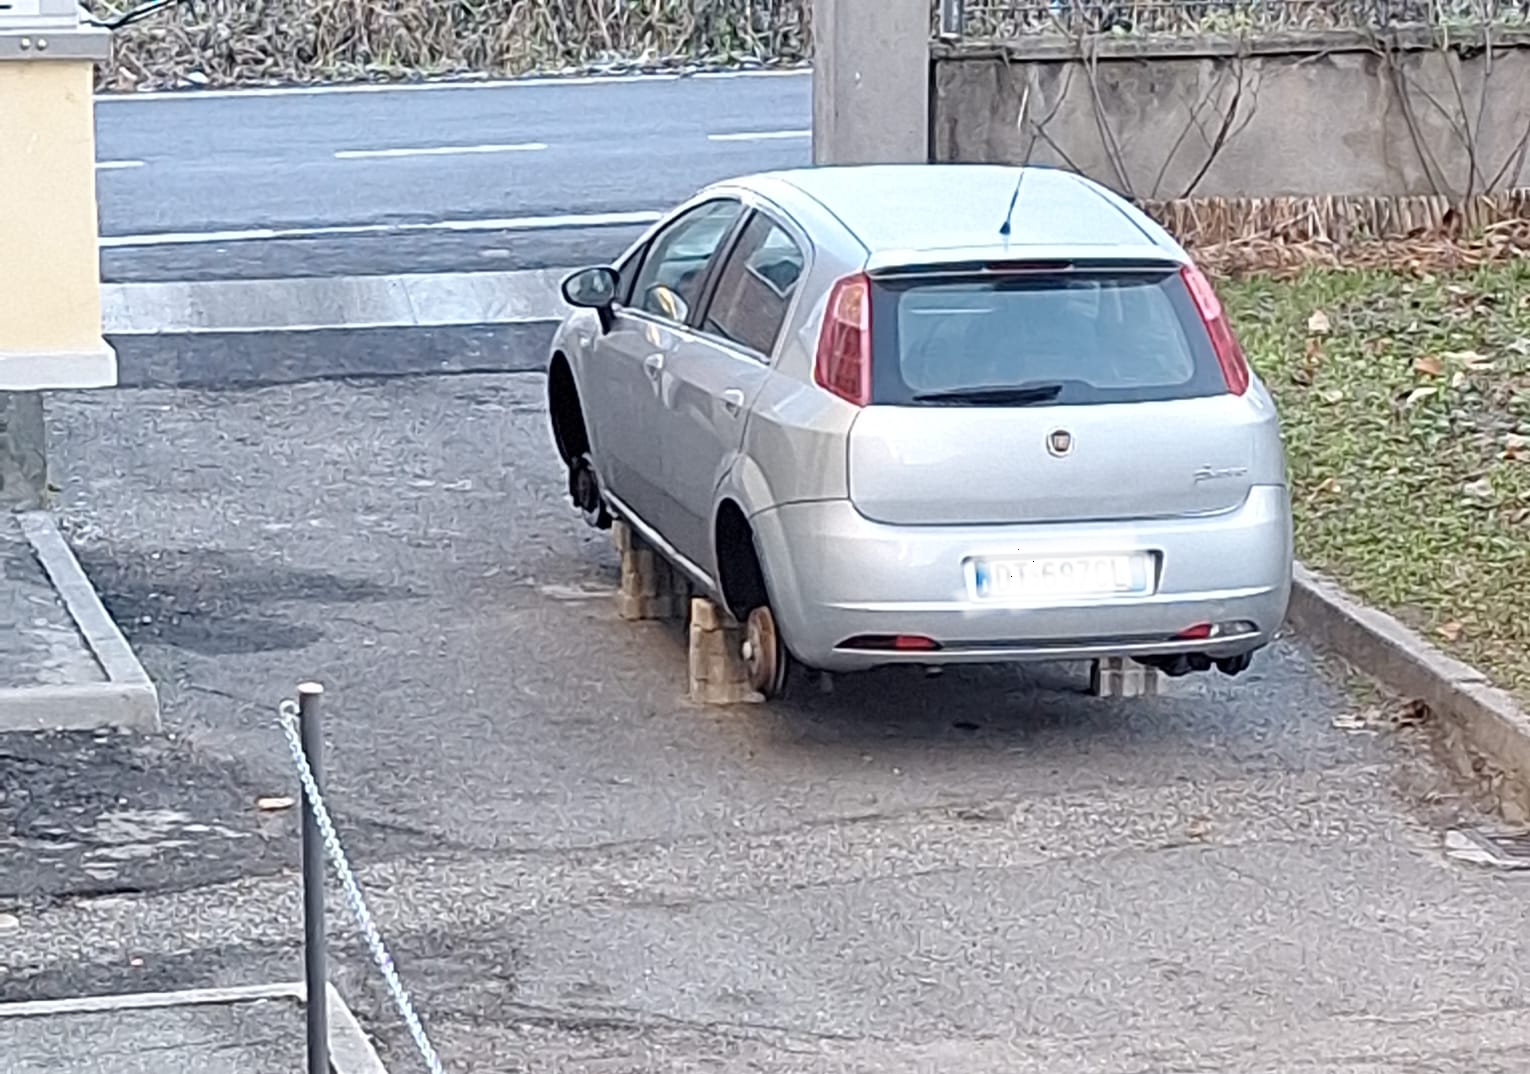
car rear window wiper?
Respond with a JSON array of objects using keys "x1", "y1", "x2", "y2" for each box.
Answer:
[{"x1": 910, "y1": 383, "x2": 1065, "y2": 406}]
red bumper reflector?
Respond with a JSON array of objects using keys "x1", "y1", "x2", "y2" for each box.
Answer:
[{"x1": 841, "y1": 634, "x2": 941, "y2": 652}]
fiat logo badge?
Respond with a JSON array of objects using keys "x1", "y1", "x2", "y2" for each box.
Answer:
[{"x1": 1047, "y1": 429, "x2": 1074, "y2": 457}]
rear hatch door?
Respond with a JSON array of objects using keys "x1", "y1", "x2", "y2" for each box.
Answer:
[{"x1": 847, "y1": 260, "x2": 1260, "y2": 526}]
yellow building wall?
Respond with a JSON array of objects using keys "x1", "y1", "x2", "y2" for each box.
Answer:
[{"x1": 0, "y1": 58, "x2": 110, "y2": 369}]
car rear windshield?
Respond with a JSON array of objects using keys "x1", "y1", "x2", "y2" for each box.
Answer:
[{"x1": 868, "y1": 268, "x2": 1227, "y2": 406}]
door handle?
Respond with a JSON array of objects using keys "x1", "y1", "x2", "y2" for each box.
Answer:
[
  {"x1": 721, "y1": 388, "x2": 745, "y2": 415},
  {"x1": 643, "y1": 354, "x2": 663, "y2": 381}
]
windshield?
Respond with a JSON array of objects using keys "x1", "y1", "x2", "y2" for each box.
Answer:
[{"x1": 868, "y1": 269, "x2": 1227, "y2": 406}]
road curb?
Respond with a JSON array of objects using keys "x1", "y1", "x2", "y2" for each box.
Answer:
[
  {"x1": 0, "y1": 512, "x2": 159, "y2": 734},
  {"x1": 1290, "y1": 562, "x2": 1530, "y2": 818}
]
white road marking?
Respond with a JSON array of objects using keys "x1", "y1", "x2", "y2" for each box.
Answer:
[
  {"x1": 96, "y1": 159, "x2": 146, "y2": 170},
  {"x1": 99, "y1": 209, "x2": 662, "y2": 249},
  {"x1": 334, "y1": 141, "x2": 547, "y2": 160},
  {"x1": 93, "y1": 67, "x2": 807, "y2": 104},
  {"x1": 101, "y1": 267, "x2": 571, "y2": 335},
  {"x1": 707, "y1": 128, "x2": 810, "y2": 142}
]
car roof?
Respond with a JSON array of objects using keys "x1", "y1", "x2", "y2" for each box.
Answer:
[{"x1": 738, "y1": 164, "x2": 1169, "y2": 256}]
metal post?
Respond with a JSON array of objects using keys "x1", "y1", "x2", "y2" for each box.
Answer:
[
  {"x1": 939, "y1": 0, "x2": 966, "y2": 38},
  {"x1": 298, "y1": 682, "x2": 328, "y2": 1074}
]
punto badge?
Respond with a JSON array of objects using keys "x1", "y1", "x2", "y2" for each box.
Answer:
[{"x1": 1047, "y1": 429, "x2": 1074, "y2": 457}]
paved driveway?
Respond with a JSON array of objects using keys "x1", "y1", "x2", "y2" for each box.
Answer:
[{"x1": 4, "y1": 374, "x2": 1526, "y2": 1072}]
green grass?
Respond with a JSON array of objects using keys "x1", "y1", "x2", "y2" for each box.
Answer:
[{"x1": 1220, "y1": 263, "x2": 1530, "y2": 703}]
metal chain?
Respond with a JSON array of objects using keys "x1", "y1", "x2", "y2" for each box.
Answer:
[{"x1": 278, "y1": 700, "x2": 446, "y2": 1074}]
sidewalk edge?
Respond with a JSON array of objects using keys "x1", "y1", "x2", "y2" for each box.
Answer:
[
  {"x1": 3, "y1": 511, "x2": 160, "y2": 733},
  {"x1": 1290, "y1": 562, "x2": 1530, "y2": 817},
  {"x1": 326, "y1": 982, "x2": 390, "y2": 1074},
  {"x1": 0, "y1": 981, "x2": 389, "y2": 1074}
]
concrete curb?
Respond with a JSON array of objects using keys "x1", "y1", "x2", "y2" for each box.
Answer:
[
  {"x1": 100, "y1": 267, "x2": 570, "y2": 335},
  {"x1": 0, "y1": 512, "x2": 160, "y2": 733},
  {"x1": 0, "y1": 981, "x2": 388, "y2": 1074},
  {"x1": 1290, "y1": 562, "x2": 1530, "y2": 817}
]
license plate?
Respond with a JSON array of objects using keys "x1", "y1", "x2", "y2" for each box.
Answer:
[{"x1": 970, "y1": 553, "x2": 1152, "y2": 601}]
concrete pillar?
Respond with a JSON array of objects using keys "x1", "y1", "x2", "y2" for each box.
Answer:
[
  {"x1": 811, "y1": 0, "x2": 931, "y2": 165},
  {"x1": 0, "y1": 7, "x2": 117, "y2": 507}
]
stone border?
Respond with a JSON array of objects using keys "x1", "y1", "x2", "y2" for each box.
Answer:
[
  {"x1": 0, "y1": 511, "x2": 159, "y2": 733},
  {"x1": 0, "y1": 981, "x2": 387, "y2": 1074},
  {"x1": 1290, "y1": 563, "x2": 1530, "y2": 818}
]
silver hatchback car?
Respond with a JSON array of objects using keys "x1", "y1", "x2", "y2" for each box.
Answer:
[{"x1": 547, "y1": 164, "x2": 1293, "y2": 698}]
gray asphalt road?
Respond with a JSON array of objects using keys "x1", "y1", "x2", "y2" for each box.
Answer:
[
  {"x1": 7, "y1": 374, "x2": 1527, "y2": 1072},
  {"x1": 95, "y1": 72, "x2": 811, "y2": 238}
]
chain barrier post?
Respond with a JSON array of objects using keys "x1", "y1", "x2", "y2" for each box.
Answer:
[
  {"x1": 297, "y1": 682, "x2": 329, "y2": 1074},
  {"x1": 278, "y1": 692, "x2": 447, "y2": 1074}
]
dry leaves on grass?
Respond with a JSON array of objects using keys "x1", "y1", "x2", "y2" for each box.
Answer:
[
  {"x1": 1333, "y1": 698, "x2": 1432, "y2": 732},
  {"x1": 1192, "y1": 218, "x2": 1530, "y2": 280}
]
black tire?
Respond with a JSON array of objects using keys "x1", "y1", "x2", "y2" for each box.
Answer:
[
  {"x1": 568, "y1": 452, "x2": 611, "y2": 530},
  {"x1": 1215, "y1": 651, "x2": 1254, "y2": 677}
]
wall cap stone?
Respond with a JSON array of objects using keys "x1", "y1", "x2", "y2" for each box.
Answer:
[{"x1": 933, "y1": 25, "x2": 1530, "y2": 63}]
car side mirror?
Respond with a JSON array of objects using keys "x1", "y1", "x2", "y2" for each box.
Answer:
[{"x1": 562, "y1": 266, "x2": 619, "y2": 332}]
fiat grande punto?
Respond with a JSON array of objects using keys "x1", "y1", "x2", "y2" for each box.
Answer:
[{"x1": 546, "y1": 164, "x2": 1293, "y2": 698}]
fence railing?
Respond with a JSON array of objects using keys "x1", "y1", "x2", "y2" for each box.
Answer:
[{"x1": 937, "y1": 0, "x2": 1530, "y2": 37}]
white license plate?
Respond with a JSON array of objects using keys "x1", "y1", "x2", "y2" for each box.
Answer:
[{"x1": 970, "y1": 553, "x2": 1153, "y2": 601}]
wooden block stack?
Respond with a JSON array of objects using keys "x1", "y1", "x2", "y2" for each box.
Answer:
[
  {"x1": 612, "y1": 520, "x2": 685, "y2": 621},
  {"x1": 1089, "y1": 657, "x2": 1165, "y2": 699},
  {"x1": 687, "y1": 597, "x2": 764, "y2": 706}
]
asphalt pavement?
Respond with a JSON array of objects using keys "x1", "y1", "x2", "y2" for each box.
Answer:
[
  {"x1": 6, "y1": 374, "x2": 1528, "y2": 1072},
  {"x1": 96, "y1": 72, "x2": 811, "y2": 388},
  {"x1": 97, "y1": 71, "x2": 810, "y2": 279}
]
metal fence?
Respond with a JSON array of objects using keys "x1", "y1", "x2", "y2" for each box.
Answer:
[{"x1": 937, "y1": 0, "x2": 1530, "y2": 37}]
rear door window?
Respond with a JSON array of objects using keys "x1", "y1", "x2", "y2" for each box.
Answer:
[
  {"x1": 700, "y1": 213, "x2": 806, "y2": 359},
  {"x1": 869, "y1": 269, "x2": 1226, "y2": 406}
]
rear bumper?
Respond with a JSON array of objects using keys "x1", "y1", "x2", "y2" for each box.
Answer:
[{"x1": 750, "y1": 487, "x2": 1293, "y2": 673}]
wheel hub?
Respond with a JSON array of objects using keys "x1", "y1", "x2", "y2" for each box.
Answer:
[{"x1": 742, "y1": 606, "x2": 780, "y2": 695}]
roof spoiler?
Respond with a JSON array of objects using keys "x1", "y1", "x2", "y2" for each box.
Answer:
[{"x1": 862, "y1": 244, "x2": 1184, "y2": 278}]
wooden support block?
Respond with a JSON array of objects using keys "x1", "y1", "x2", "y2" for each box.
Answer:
[
  {"x1": 614, "y1": 522, "x2": 683, "y2": 621},
  {"x1": 611, "y1": 518, "x2": 637, "y2": 553},
  {"x1": 1089, "y1": 657, "x2": 1165, "y2": 698},
  {"x1": 687, "y1": 596, "x2": 763, "y2": 705}
]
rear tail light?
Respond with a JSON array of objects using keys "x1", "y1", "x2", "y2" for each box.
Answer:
[
  {"x1": 1179, "y1": 263, "x2": 1251, "y2": 396},
  {"x1": 814, "y1": 273, "x2": 872, "y2": 406}
]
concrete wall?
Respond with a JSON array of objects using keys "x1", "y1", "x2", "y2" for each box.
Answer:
[
  {"x1": 811, "y1": 0, "x2": 930, "y2": 165},
  {"x1": 931, "y1": 31, "x2": 1530, "y2": 200},
  {"x1": 0, "y1": 393, "x2": 46, "y2": 510}
]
